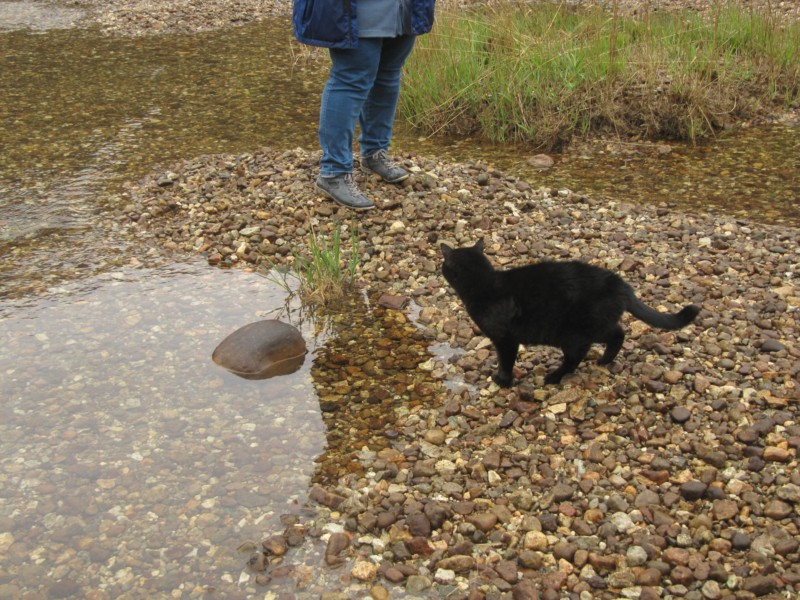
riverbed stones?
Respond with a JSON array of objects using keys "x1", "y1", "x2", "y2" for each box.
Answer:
[{"x1": 112, "y1": 143, "x2": 800, "y2": 599}]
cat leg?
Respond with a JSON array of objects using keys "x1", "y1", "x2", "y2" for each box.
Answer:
[
  {"x1": 492, "y1": 338, "x2": 519, "y2": 387},
  {"x1": 545, "y1": 343, "x2": 591, "y2": 384},
  {"x1": 598, "y1": 325, "x2": 625, "y2": 365}
]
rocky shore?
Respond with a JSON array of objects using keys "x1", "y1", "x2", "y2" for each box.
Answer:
[
  {"x1": 114, "y1": 146, "x2": 800, "y2": 599},
  {"x1": 63, "y1": 0, "x2": 800, "y2": 36},
  {"x1": 52, "y1": 0, "x2": 799, "y2": 597}
]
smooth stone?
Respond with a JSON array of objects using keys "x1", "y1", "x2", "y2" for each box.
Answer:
[{"x1": 212, "y1": 319, "x2": 306, "y2": 379}]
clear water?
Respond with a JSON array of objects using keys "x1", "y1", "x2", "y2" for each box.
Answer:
[
  {"x1": 0, "y1": 262, "x2": 332, "y2": 595},
  {"x1": 1, "y1": 12, "x2": 798, "y2": 597}
]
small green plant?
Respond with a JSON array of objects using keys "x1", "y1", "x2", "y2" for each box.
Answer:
[{"x1": 261, "y1": 219, "x2": 360, "y2": 306}]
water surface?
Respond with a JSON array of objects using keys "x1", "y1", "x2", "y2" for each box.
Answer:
[{"x1": 0, "y1": 262, "x2": 329, "y2": 595}]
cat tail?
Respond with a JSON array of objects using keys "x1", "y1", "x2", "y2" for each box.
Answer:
[{"x1": 626, "y1": 290, "x2": 700, "y2": 330}]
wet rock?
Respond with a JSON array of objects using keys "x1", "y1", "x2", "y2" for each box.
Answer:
[
  {"x1": 325, "y1": 532, "x2": 350, "y2": 566},
  {"x1": 47, "y1": 579, "x2": 82, "y2": 599},
  {"x1": 377, "y1": 293, "x2": 409, "y2": 309},
  {"x1": 351, "y1": 560, "x2": 378, "y2": 581},
  {"x1": 212, "y1": 320, "x2": 306, "y2": 379},
  {"x1": 527, "y1": 154, "x2": 554, "y2": 169},
  {"x1": 742, "y1": 574, "x2": 779, "y2": 596},
  {"x1": 309, "y1": 486, "x2": 346, "y2": 509},
  {"x1": 262, "y1": 535, "x2": 288, "y2": 556},
  {"x1": 405, "y1": 575, "x2": 432, "y2": 594}
]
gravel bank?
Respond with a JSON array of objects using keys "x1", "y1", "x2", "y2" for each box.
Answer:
[
  {"x1": 60, "y1": 0, "x2": 800, "y2": 36},
  {"x1": 114, "y1": 146, "x2": 800, "y2": 599},
  {"x1": 55, "y1": 0, "x2": 800, "y2": 596}
]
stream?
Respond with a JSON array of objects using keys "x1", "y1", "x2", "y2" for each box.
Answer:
[{"x1": 0, "y1": 11, "x2": 798, "y2": 599}]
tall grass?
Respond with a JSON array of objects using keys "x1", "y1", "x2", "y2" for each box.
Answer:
[
  {"x1": 401, "y1": 1, "x2": 800, "y2": 149},
  {"x1": 262, "y1": 220, "x2": 360, "y2": 306}
]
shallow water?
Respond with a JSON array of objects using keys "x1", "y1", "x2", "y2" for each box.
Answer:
[
  {"x1": 1, "y1": 18, "x2": 798, "y2": 300},
  {"x1": 1, "y1": 13, "x2": 798, "y2": 596},
  {"x1": 403, "y1": 122, "x2": 800, "y2": 228},
  {"x1": 0, "y1": 1, "x2": 85, "y2": 32},
  {"x1": 0, "y1": 262, "x2": 325, "y2": 595},
  {"x1": 0, "y1": 19, "x2": 326, "y2": 298},
  {"x1": 0, "y1": 260, "x2": 440, "y2": 596}
]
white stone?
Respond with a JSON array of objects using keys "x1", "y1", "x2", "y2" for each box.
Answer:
[
  {"x1": 351, "y1": 560, "x2": 378, "y2": 581},
  {"x1": 611, "y1": 512, "x2": 635, "y2": 533},
  {"x1": 434, "y1": 568, "x2": 456, "y2": 584}
]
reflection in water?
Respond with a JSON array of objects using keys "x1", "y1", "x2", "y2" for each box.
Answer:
[{"x1": 0, "y1": 260, "x2": 440, "y2": 596}]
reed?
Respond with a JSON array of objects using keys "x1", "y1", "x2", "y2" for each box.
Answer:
[
  {"x1": 401, "y1": 1, "x2": 800, "y2": 148},
  {"x1": 262, "y1": 220, "x2": 360, "y2": 306}
]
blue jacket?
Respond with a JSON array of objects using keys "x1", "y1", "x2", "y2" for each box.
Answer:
[{"x1": 293, "y1": 0, "x2": 435, "y2": 49}]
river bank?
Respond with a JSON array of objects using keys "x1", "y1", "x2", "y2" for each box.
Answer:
[
  {"x1": 114, "y1": 146, "x2": 800, "y2": 599},
  {"x1": 60, "y1": 0, "x2": 800, "y2": 36},
  {"x1": 4, "y1": 1, "x2": 797, "y2": 598}
]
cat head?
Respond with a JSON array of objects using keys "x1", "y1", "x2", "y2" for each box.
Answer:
[
  {"x1": 440, "y1": 239, "x2": 492, "y2": 289},
  {"x1": 440, "y1": 238, "x2": 484, "y2": 259}
]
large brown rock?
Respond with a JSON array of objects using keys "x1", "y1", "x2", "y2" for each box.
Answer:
[{"x1": 212, "y1": 320, "x2": 306, "y2": 380}]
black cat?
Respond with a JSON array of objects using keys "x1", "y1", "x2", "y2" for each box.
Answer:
[{"x1": 440, "y1": 239, "x2": 700, "y2": 387}]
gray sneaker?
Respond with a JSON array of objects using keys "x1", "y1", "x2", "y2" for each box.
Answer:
[
  {"x1": 315, "y1": 173, "x2": 374, "y2": 210},
  {"x1": 361, "y1": 149, "x2": 409, "y2": 183}
]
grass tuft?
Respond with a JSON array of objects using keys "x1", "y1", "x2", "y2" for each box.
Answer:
[{"x1": 262, "y1": 219, "x2": 360, "y2": 306}]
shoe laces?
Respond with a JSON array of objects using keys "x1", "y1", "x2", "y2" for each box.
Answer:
[
  {"x1": 340, "y1": 173, "x2": 364, "y2": 194},
  {"x1": 368, "y1": 149, "x2": 397, "y2": 167}
]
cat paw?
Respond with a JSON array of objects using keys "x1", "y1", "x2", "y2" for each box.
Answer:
[
  {"x1": 544, "y1": 372, "x2": 563, "y2": 385},
  {"x1": 492, "y1": 373, "x2": 513, "y2": 387}
]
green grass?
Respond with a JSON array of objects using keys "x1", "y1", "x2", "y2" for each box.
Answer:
[
  {"x1": 262, "y1": 220, "x2": 360, "y2": 306},
  {"x1": 401, "y1": 1, "x2": 800, "y2": 149}
]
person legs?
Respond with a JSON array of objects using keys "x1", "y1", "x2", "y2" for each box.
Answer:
[
  {"x1": 316, "y1": 36, "x2": 416, "y2": 207},
  {"x1": 358, "y1": 35, "x2": 416, "y2": 157},
  {"x1": 319, "y1": 38, "x2": 385, "y2": 177}
]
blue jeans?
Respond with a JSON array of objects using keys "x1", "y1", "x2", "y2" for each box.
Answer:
[{"x1": 318, "y1": 35, "x2": 417, "y2": 177}]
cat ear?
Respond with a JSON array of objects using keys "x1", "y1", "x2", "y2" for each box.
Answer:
[
  {"x1": 440, "y1": 243, "x2": 453, "y2": 257},
  {"x1": 474, "y1": 238, "x2": 485, "y2": 252}
]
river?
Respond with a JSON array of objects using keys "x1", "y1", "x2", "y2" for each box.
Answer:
[{"x1": 0, "y1": 12, "x2": 798, "y2": 599}]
